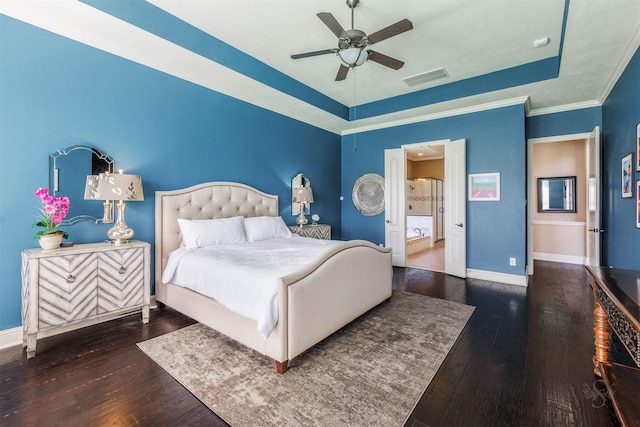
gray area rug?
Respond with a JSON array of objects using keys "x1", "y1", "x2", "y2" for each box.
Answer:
[{"x1": 137, "y1": 291, "x2": 474, "y2": 426}]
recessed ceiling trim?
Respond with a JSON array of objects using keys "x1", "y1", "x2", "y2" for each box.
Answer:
[
  {"x1": 355, "y1": 57, "x2": 560, "y2": 120},
  {"x1": 83, "y1": 0, "x2": 349, "y2": 119},
  {"x1": 0, "y1": 0, "x2": 348, "y2": 135}
]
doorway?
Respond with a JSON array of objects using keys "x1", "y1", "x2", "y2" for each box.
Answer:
[
  {"x1": 405, "y1": 146, "x2": 446, "y2": 272},
  {"x1": 384, "y1": 139, "x2": 466, "y2": 277},
  {"x1": 526, "y1": 127, "x2": 601, "y2": 275}
]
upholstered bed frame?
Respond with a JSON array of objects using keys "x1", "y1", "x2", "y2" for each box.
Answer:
[{"x1": 155, "y1": 182, "x2": 392, "y2": 373}]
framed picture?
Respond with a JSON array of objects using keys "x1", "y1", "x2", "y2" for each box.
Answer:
[
  {"x1": 622, "y1": 153, "x2": 633, "y2": 198},
  {"x1": 636, "y1": 122, "x2": 640, "y2": 171},
  {"x1": 637, "y1": 180, "x2": 640, "y2": 229},
  {"x1": 468, "y1": 172, "x2": 500, "y2": 201}
]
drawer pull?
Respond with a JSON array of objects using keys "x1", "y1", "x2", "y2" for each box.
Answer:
[
  {"x1": 119, "y1": 267, "x2": 126, "y2": 274},
  {"x1": 66, "y1": 274, "x2": 75, "y2": 283}
]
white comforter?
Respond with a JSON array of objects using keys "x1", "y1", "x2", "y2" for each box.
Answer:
[{"x1": 162, "y1": 236, "x2": 341, "y2": 338}]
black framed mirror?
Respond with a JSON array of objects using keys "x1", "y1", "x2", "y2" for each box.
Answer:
[
  {"x1": 537, "y1": 176, "x2": 576, "y2": 213},
  {"x1": 49, "y1": 145, "x2": 114, "y2": 224}
]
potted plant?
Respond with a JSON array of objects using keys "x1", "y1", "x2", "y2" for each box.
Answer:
[{"x1": 33, "y1": 188, "x2": 69, "y2": 250}]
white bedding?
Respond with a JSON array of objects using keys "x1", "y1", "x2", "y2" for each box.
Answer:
[{"x1": 162, "y1": 236, "x2": 341, "y2": 338}]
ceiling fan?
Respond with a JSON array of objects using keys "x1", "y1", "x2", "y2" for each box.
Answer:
[{"x1": 291, "y1": 0, "x2": 413, "y2": 81}]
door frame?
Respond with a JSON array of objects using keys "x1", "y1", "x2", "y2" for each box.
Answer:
[
  {"x1": 394, "y1": 139, "x2": 466, "y2": 276},
  {"x1": 526, "y1": 131, "x2": 593, "y2": 276},
  {"x1": 586, "y1": 126, "x2": 602, "y2": 267}
]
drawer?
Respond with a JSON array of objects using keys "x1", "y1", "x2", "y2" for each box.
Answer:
[
  {"x1": 97, "y1": 247, "x2": 144, "y2": 313},
  {"x1": 38, "y1": 253, "x2": 99, "y2": 328}
]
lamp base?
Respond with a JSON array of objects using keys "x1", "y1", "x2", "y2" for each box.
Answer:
[
  {"x1": 107, "y1": 226, "x2": 133, "y2": 245},
  {"x1": 108, "y1": 201, "x2": 134, "y2": 245},
  {"x1": 296, "y1": 211, "x2": 308, "y2": 228}
]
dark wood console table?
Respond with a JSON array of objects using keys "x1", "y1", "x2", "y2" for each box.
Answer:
[{"x1": 586, "y1": 266, "x2": 640, "y2": 427}]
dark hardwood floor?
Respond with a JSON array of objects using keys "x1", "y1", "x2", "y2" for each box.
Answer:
[{"x1": 0, "y1": 261, "x2": 629, "y2": 426}]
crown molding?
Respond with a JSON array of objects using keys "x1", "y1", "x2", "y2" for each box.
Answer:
[
  {"x1": 527, "y1": 100, "x2": 602, "y2": 117},
  {"x1": 342, "y1": 96, "x2": 530, "y2": 136},
  {"x1": 598, "y1": 22, "x2": 640, "y2": 104}
]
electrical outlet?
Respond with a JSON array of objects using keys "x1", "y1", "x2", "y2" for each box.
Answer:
[{"x1": 509, "y1": 257, "x2": 516, "y2": 266}]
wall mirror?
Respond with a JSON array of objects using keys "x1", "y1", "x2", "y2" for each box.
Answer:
[
  {"x1": 49, "y1": 145, "x2": 114, "y2": 224},
  {"x1": 291, "y1": 173, "x2": 311, "y2": 216},
  {"x1": 537, "y1": 176, "x2": 576, "y2": 213}
]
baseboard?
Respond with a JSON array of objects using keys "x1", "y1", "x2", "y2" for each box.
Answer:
[
  {"x1": 533, "y1": 252, "x2": 586, "y2": 265},
  {"x1": 0, "y1": 295, "x2": 158, "y2": 351},
  {"x1": 0, "y1": 326, "x2": 22, "y2": 350},
  {"x1": 466, "y1": 268, "x2": 528, "y2": 287}
]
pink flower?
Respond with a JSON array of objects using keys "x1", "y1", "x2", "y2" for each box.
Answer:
[
  {"x1": 34, "y1": 188, "x2": 49, "y2": 201},
  {"x1": 33, "y1": 187, "x2": 70, "y2": 240}
]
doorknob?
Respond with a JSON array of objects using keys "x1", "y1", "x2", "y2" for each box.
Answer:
[
  {"x1": 385, "y1": 219, "x2": 391, "y2": 224},
  {"x1": 455, "y1": 223, "x2": 464, "y2": 228},
  {"x1": 589, "y1": 228, "x2": 605, "y2": 233}
]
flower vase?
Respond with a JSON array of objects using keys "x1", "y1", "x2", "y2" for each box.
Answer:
[{"x1": 39, "y1": 233, "x2": 63, "y2": 250}]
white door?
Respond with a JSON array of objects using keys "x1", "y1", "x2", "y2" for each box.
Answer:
[
  {"x1": 586, "y1": 126, "x2": 602, "y2": 267},
  {"x1": 445, "y1": 139, "x2": 467, "y2": 277},
  {"x1": 384, "y1": 148, "x2": 406, "y2": 266}
]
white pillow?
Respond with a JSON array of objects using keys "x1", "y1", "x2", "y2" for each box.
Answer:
[
  {"x1": 243, "y1": 216, "x2": 293, "y2": 242},
  {"x1": 177, "y1": 216, "x2": 247, "y2": 248}
]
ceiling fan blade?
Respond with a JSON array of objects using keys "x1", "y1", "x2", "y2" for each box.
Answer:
[
  {"x1": 367, "y1": 50, "x2": 405, "y2": 70},
  {"x1": 335, "y1": 64, "x2": 350, "y2": 81},
  {"x1": 317, "y1": 12, "x2": 347, "y2": 38},
  {"x1": 291, "y1": 49, "x2": 336, "y2": 60},
  {"x1": 367, "y1": 19, "x2": 413, "y2": 45}
]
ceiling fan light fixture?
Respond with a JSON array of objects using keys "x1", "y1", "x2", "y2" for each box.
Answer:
[{"x1": 338, "y1": 47, "x2": 368, "y2": 67}]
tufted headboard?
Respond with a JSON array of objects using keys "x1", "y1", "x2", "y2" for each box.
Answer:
[{"x1": 154, "y1": 182, "x2": 279, "y2": 290}]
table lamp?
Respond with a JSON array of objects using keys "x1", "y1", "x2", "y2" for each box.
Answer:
[
  {"x1": 85, "y1": 172, "x2": 144, "y2": 245},
  {"x1": 292, "y1": 186, "x2": 314, "y2": 227}
]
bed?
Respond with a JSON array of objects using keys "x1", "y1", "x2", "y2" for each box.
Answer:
[{"x1": 155, "y1": 181, "x2": 392, "y2": 373}]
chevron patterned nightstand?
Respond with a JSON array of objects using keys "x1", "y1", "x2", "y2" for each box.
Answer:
[
  {"x1": 288, "y1": 224, "x2": 331, "y2": 240},
  {"x1": 21, "y1": 240, "x2": 150, "y2": 358}
]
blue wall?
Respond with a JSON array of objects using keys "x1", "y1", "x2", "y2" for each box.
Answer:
[
  {"x1": 341, "y1": 104, "x2": 527, "y2": 276},
  {"x1": 0, "y1": 17, "x2": 342, "y2": 330},
  {"x1": 602, "y1": 48, "x2": 640, "y2": 269}
]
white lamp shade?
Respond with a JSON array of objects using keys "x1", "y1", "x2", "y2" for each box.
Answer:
[
  {"x1": 85, "y1": 173, "x2": 144, "y2": 201},
  {"x1": 292, "y1": 186, "x2": 314, "y2": 204},
  {"x1": 339, "y1": 47, "x2": 368, "y2": 66}
]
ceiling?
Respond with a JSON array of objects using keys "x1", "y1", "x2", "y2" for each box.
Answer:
[
  {"x1": 2, "y1": 0, "x2": 639, "y2": 135},
  {"x1": 148, "y1": 0, "x2": 640, "y2": 109}
]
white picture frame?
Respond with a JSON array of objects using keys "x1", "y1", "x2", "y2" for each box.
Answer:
[{"x1": 468, "y1": 172, "x2": 500, "y2": 201}]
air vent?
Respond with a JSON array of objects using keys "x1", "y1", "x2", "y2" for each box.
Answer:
[{"x1": 403, "y1": 67, "x2": 449, "y2": 87}]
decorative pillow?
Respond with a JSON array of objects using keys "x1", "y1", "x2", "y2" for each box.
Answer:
[
  {"x1": 243, "y1": 216, "x2": 293, "y2": 242},
  {"x1": 177, "y1": 216, "x2": 247, "y2": 248}
]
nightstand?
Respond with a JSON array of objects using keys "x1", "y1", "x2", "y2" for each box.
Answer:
[
  {"x1": 289, "y1": 224, "x2": 331, "y2": 240},
  {"x1": 21, "y1": 240, "x2": 150, "y2": 358}
]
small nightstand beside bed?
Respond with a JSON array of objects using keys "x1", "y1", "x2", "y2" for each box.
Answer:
[{"x1": 155, "y1": 181, "x2": 392, "y2": 373}]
